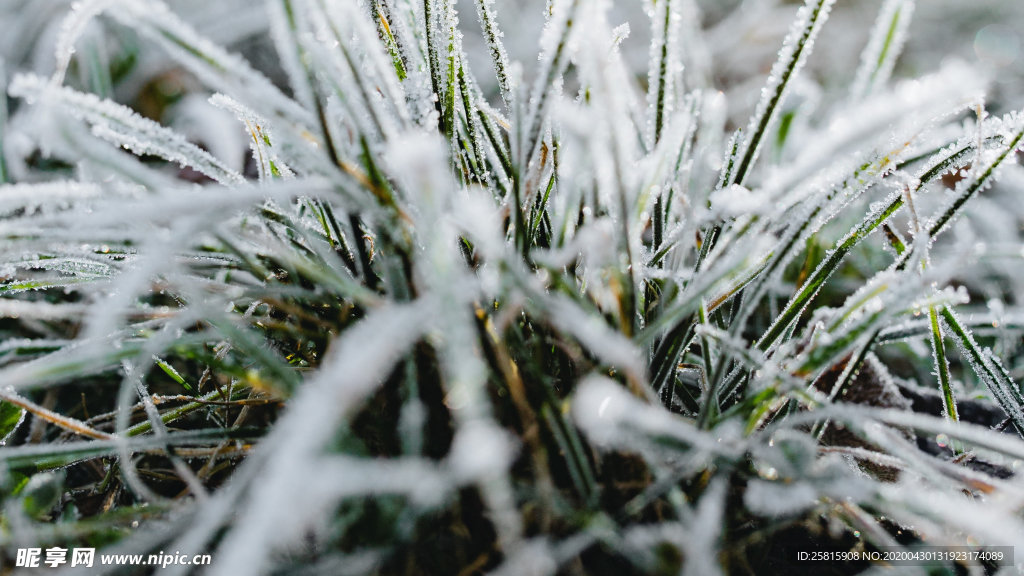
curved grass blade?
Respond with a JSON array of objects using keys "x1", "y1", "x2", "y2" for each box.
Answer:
[
  {"x1": 10, "y1": 74, "x2": 245, "y2": 186},
  {"x1": 893, "y1": 114, "x2": 1024, "y2": 271},
  {"x1": 940, "y1": 307, "x2": 1024, "y2": 437}
]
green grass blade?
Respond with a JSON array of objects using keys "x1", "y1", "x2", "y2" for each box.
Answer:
[
  {"x1": 940, "y1": 307, "x2": 1024, "y2": 436},
  {"x1": 928, "y1": 307, "x2": 958, "y2": 421},
  {"x1": 730, "y1": 0, "x2": 837, "y2": 186}
]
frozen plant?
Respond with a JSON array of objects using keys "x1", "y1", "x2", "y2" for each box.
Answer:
[{"x1": 1, "y1": 0, "x2": 1024, "y2": 574}]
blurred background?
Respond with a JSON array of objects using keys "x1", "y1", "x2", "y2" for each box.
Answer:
[{"x1": 5, "y1": 0, "x2": 1024, "y2": 171}]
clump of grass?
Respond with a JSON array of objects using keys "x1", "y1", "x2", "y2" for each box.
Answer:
[{"x1": 1, "y1": 0, "x2": 1024, "y2": 574}]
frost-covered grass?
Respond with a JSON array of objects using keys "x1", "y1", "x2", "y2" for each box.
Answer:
[{"x1": 3, "y1": 0, "x2": 1024, "y2": 574}]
